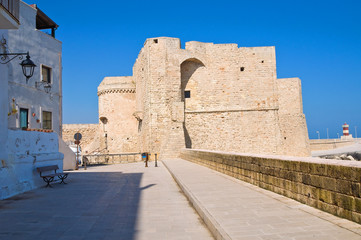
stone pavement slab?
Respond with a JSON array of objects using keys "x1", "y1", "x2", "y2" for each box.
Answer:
[
  {"x1": 0, "y1": 162, "x2": 213, "y2": 240},
  {"x1": 163, "y1": 158, "x2": 361, "y2": 240}
]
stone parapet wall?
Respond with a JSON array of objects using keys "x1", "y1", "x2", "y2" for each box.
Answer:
[
  {"x1": 310, "y1": 139, "x2": 355, "y2": 151},
  {"x1": 180, "y1": 149, "x2": 361, "y2": 224},
  {"x1": 84, "y1": 153, "x2": 141, "y2": 165}
]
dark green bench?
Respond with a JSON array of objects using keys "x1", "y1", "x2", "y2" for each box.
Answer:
[{"x1": 36, "y1": 165, "x2": 69, "y2": 187}]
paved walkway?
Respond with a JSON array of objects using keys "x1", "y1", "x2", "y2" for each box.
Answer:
[
  {"x1": 0, "y1": 162, "x2": 213, "y2": 240},
  {"x1": 163, "y1": 159, "x2": 361, "y2": 240},
  {"x1": 1, "y1": 160, "x2": 361, "y2": 240}
]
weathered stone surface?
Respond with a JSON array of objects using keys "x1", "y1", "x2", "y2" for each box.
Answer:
[
  {"x1": 180, "y1": 149, "x2": 361, "y2": 224},
  {"x1": 62, "y1": 124, "x2": 99, "y2": 153},
  {"x1": 64, "y1": 37, "x2": 310, "y2": 159}
]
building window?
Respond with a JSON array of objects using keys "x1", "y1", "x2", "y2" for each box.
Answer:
[
  {"x1": 20, "y1": 108, "x2": 28, "y2": 129},
  {"x1": 184, "y1": 90, "x2": 191, "y2": 98},
  {"x1": 42, "y1": 111, "x2": 52, "y2": 129},
  {"x1": 41, "y1": 65, "x2": 52, "y2": 83}
]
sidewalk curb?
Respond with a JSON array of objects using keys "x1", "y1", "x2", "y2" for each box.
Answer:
[{"x1": 163, "y1": 160, "x2": 231, "y2": 240}]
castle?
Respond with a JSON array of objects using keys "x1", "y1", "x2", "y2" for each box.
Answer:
[{"x1": 63, "y1": 37, "x2": 310, "y2": 159}]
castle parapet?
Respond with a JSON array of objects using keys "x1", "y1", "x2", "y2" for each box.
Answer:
[{"x1": 97, "y1": 76, "x2": 135, "y2": 96}]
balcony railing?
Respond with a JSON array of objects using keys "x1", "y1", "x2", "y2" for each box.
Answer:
[{"x1": 0, "y1": 0, "x2": 19, "y2": 23}]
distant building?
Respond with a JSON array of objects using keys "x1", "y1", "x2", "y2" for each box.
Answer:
[
  {"x1": 0, "y1": 1, "x2": 63, "y2": 199},
  {"x1": 341, "y1": 122, "x2": 353, "y2": 140},
  {"x1": 63, "y1": 37, "x2": 310, "y2": 159}
]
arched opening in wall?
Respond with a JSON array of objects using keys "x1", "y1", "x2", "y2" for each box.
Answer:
[
  {"x1": 180, "y1": 58, "x2": 205, "y2": 102},
  {"x1": 180, "y1": 58, "x2": 205, "y2": 149}
]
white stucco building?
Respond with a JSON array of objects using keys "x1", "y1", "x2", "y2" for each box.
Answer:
[{"x1": 0, "y1": 1, "x2": 64, "y2": 200}]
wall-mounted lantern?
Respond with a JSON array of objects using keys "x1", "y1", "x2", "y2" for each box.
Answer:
[
  {"x1": 35, "y1": 80, "x2": 51, "y2": 93},
  {"x1": 0, "y1": 37, "x2": 36, "y2": 82},
  {"x1": 20, "y1": 53, "x2": 36, "y2": 82},
  {"x1": 1, "y1": 51, "x2": 36, "y2": 83}
]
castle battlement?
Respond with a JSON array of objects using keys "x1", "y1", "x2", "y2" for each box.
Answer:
[{"x1": 97, "y1": 76, "x2": 135, "y2": 96}]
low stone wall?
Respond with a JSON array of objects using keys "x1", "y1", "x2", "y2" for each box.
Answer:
[
  {"x1": 83, "y1": 153, "x2": 141, "y2": 165},
  {"x1": 310, "y1": 139, "x2": 355, "y2": 151},
  {"x1": 179, "y1": 149, "x2": 361, "y2": 224}
]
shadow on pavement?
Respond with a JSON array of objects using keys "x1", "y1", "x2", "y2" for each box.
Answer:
[{"x1": 0, "y1": 171, "x2": 154, "y2": 240}]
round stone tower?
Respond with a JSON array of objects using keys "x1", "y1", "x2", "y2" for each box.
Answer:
[{"x1": 97, "y1": 76, "x2": 138, "y2": 153}]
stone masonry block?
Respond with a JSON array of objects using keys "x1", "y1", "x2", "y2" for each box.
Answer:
[
  {"x1": 318, "y1": 201, "x2": 338, "y2": 216},
  {"x1": 309, "y1": 163, "x2": 328, "y2": 176},
  {"x1": 301, "y1": 174, "x2": 311, "y2": 185},
  {"x1": 354, "y1": 197, "x2": 361, "y2": 213},
  {"x1": 351, "y1": 182, "x2": 361, "y2": 198},
  {"x1": 320, "y1": 176, "x2": 337, "y2": 192},
  {"x1": 281, "y1": 160, "x2": 299, "y2": 171},
  {"x1": 334, "y1": 193, "x2": 355, "y2": 211},
  {"x1": 294, "y1": 172, "x2": 303, "y2": 183},
  {"x1": 351, "y1": 168, "x2": 361, "y2": 182},
  {"x1": 299, "y1": 162, "x2": 311, "y2": 173},
  {"x1": 336, "y1": 179, "x2": 352, "y2": 195},
  {"x1": 319, "y1": 189, "x2": 332, "y2": 204},
  {"x1": 310, "y1": 175, "x2": 322, "y2": 188},
  {"x1": 337, "y1": 207, "x2": 353, "y2": 220},
  {"x1": 251, "y1": 163, "x2": 260, "y2": 172},
  {"x1": 351, "y1": 211, "x2": 361, "y2": 224},
  {"x1": 327, "y1": 165, "x2": 352, "y2": 180}
]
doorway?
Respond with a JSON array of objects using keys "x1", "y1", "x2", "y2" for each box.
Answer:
[{"x1": 20, "y1": 108, "x2": 28, "y2": 129}]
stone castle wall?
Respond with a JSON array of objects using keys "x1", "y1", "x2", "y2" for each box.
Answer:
[
  {"x1": 98, "y1": 77, "x2": 138, "y2": 153},
  {"x1": 277, "y1": 78, "x2": 310, "y2": 156},
  {"x1": 181, "y1": 44, "x2": 281, "y2": 155},
  {"x1": 133, "y1": 38, "x2": 187, "y2": 158},
  {"x1": 62, "y1": 124, "x2": 99, "y2": 153},
  {"x1": 133, "y1": 37, "x2": 310, "y2": 158},
  {"x1": 185, "y1": 111, "x2": 280, "y2": 154},
  {"x1": 77, "y1": 37, "x2": 310, "y2": 159}
]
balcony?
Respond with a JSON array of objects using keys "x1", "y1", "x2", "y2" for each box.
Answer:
[
  {"x1": 0, "y1": 0, "x2": 19, "y2": 29},
  {"x1": 31, "y1": 4, "x2": 59, "y2": 38}
]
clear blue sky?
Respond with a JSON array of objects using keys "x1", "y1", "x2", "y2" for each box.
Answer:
[{"x1": 30, "y1": 0, "x2": 361, "y2": 139}]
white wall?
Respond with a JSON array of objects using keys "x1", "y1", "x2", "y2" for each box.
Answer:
[
  {"x1": 59, "y1": 138, "x2": 76, "y2": 170},
  {"x1": 3, "y1": 2, "x2": 62, "y2": 134},
  {"x1": 0, "y1": 130, "x2": 63, "y2": 200},
  {"x1": 0, "y1": 2, "x2": 64, "y2": 200}
]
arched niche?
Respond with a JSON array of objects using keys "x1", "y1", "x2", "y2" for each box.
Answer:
[
  {"x1": 180, "y1": 58, "x2": 205, "y2": 102},
  {"x1": 180, "y1": 58, "x2": 205, "y2": 148}
]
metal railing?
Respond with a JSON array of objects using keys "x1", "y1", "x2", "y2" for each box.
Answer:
[
  {"x1": 82, "y1": 153, "x2": 142, "y2": 165},
  {"x1": 0, "y1": 0, "x2": 19, "y2": 23}
]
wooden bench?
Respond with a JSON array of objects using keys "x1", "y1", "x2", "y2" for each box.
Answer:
[{"x1": 36, "y1": 165, "x2": 69, "y2": 187}]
